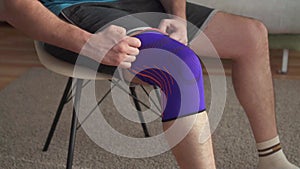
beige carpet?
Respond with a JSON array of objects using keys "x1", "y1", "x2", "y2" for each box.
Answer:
[{"x1": 0, "y1": 68, "x2": 299, "y2": 169}]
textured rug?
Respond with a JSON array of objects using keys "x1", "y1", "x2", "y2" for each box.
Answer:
[{"x1": 0, "y1": 68, "x2": 299, "y2": 169}]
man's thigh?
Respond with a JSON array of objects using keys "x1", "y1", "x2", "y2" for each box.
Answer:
[
  {"x1": 60, "y1": 3, "x2": 148, "y2": 33},
  {"x1": 189, "y1": 11, "x2": 267, "y2": 59}
]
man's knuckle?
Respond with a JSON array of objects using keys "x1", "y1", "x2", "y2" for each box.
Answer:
[
  {"x1": 118, "y1": 44, "x2": 127, "y2": 53},
  {"x1": 107, "y1": 25, "x2": 116, "y2": 31},
  {"x1": 119, "y1": 27, "x2": 126, "y2": 34},
  {"x1": 117, "y1": 53, "x2": 125, "y2": 59}
]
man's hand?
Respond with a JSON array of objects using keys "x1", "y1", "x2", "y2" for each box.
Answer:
[
  {"x1": 81, "y1": 25, "x2": 141, "y2": 69},
  {"x1": 158, "y1": 18, "x2": 188, "y2": 45},
  {"x1": 159, "y1": 0, "x2": 188, "y2": 45}
]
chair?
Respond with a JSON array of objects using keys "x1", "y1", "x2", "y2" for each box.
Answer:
[{"x1": 34, "y1": 41, "x2": 160, "y2": 169}]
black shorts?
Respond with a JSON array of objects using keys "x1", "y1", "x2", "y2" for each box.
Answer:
[{"x1": 44, "y1": 0, "x2": 217, "y2": 74}]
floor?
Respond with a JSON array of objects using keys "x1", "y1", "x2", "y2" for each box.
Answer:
[
  {"x1": 1, "y1": 22, "x2": 300, "y2": 90},
  {"x1": 1, "y1": 67, "x2": 299, "y2": 169}
]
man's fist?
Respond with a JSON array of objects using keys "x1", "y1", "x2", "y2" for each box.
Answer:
[
  {"x1": 81, "y1": 25, "x2": 141, "y2": 68},
  {"x1": 158, "y1": 18, "x2": 188, "y2": 45}
]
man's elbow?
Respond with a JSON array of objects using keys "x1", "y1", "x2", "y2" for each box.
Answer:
[
  {"x1": 0, "y1": 0, "x2": 18, "y2": 21},
  {"x1": 0, "y1": 0, "x2": 38, "y2": 21}
]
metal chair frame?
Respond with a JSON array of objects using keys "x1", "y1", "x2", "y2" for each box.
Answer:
[{"x1": 42, "y1": 77, "x2": 161, "y2": 169}]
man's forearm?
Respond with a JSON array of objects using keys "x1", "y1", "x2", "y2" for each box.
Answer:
[
  {"x1": 160, "y1": 0, "x2": 186, "y2": 19},
  {"x1": 1, "y1": 0, "x2": 91, "y2": 53}
]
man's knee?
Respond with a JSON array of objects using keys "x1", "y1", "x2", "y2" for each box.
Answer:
[
  {"x1": 198, "y1": 12, "x2": 269, "y2": 59},
  {"x1": 242, "y1": 19, "x2": 269, "y2": 54},
  {"x1": 129, "y1": 30, "x2": 206, "y2": 122}
]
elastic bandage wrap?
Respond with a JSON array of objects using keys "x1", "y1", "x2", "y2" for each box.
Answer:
[{"x1": 129, "y1": 30, "x2": 206, "y2": 122}]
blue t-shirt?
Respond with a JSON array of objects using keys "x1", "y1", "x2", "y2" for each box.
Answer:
[{"x1": 40, "y1": 0, "x2": 117, "y2": 15}]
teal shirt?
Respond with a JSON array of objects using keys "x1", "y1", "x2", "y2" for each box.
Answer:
[{"x1": 40, "y1": 0, "x2": 117, "y2": 15}]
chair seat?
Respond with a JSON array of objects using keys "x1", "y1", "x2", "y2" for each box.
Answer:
[{"x1": 34, "y1": 41, "x2": 112, "y2": 80}]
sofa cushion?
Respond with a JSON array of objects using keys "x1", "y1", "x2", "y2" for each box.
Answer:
[{"x1": 269, "y1": 34, "x2": 300, "y2": 51}]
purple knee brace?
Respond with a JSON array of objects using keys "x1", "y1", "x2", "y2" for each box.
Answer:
[{"x1": 130, "y1": 30, "x2": 206, "y2": 122}]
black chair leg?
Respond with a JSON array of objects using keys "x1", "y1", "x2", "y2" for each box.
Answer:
[
  {"x1": 129, "y1": 86, "x2": 150, "y2": 137},
  {"x1": 153, "y1": 85, "x2": 160, "y2": 101},
  {"x1": 66, "y1": 79, "x2": 83, "y2": 169},
  {"x1": 43, "y1": 77, "x2": 73, "y2": 151}
]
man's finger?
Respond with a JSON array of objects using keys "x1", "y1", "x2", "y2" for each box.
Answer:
[
  {"x1": 123, "y1": 55, "x2": 136, "y2": 62},
  {"x1": 119, "y1": 61, "x2": 132, "y2": 69},
  {"x1": 158, "y1": 21, "x2": 169, "y2": 34},
  {"x1": 169, "y1": 33, "x2": 181, "y2": 42},
  {"x1": 124, "y1": 37, "x2": 141, "y2": 48},
  {"x1": 169, "y1": 33, "x2": 188, "y2": 45},
  {"x1": 114, "y1": 40, "x2": 139, "y2": 55},
  {"x1": 126, "y1": 46, "x2": 139, "y2": 56}
]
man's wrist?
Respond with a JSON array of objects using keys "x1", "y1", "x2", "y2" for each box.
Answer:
[
  {"x1": 77, "y1": 30, "x2": 92, "y2": 53},
  {"x1": 70, "y1": 26, "x2": 92, "y2": 54},
  {"x1": 160, "y1": 0, "x2": 186, "y2": 20},
  {"x1": 171, "y1": 11, "x2": 186, "y2": 20}
]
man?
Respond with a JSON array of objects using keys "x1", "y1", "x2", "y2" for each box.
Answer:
[{"x1": 0, "y1": 0, "x2": 298, "y2": 169}]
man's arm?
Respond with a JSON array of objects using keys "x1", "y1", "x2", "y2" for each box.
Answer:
[
  {"x1": 159, "y1": 0, "x2": 186, "y2": 19},
  {"x1": 1, "y1": 0, "x2": 91, "y2": 53},
  {"x1": 0, "y1": 0, "x2": 141, "y2": 68}
]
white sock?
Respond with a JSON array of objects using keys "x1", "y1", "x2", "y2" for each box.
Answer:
[{"x1": 256, "y1": 136, "x2": 299, "y2": 169}]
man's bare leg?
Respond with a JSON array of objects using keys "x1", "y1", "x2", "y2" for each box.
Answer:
[
  {"x1": 124, "y1": 69, "x2": 216, "y2": 169},
  {"x1": 163, "y1": 112, "x2": 216, "y2": 169},
  {"x1": 190, "y1": 12, "x2": 298, "y2": 169},
  {"x1": 191, "y1": 11, "x2": 276, "y2": 142}
]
